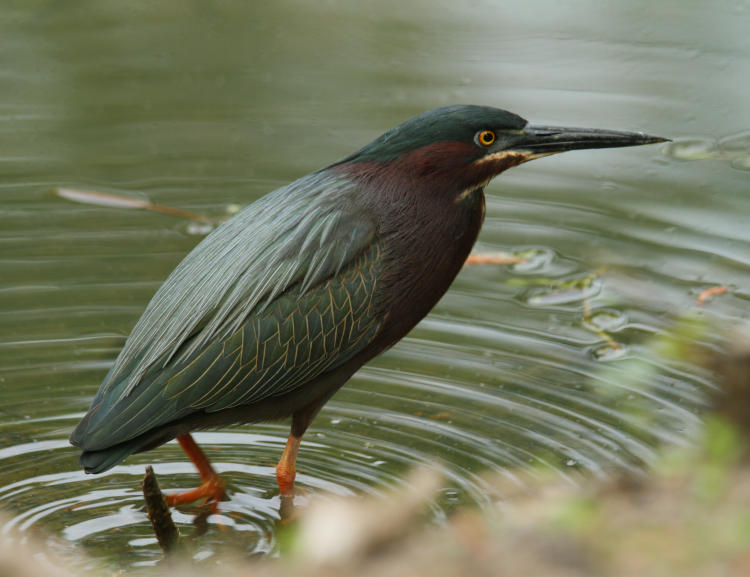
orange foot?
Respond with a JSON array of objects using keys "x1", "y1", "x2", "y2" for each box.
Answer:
[{"x1": 165, "y1": 474, "x2": 226, "y2": 514}]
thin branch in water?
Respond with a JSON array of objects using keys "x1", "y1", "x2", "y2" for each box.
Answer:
[
  {"x1": 142, "y1": 466, "x2": 184, "y2": 554},
  {"x1": 697, "y1": 285, "x2": 728, "y2": 306},
  {"x1": 465, "y1": 253, "x2": 526, "y2": 265},
  {"x1": 54, "y1": 187, "x2": 212, "y2": 223}
]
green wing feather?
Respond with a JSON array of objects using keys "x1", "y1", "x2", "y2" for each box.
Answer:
[
  {"x1": 73, "y1": 171, "x2": 382, "y2": 451},
  {"x1": 110, "y1": 171, "x2": 375, "y2": 399}
]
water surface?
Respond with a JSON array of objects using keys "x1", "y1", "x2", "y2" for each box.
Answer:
[{"x1": 1, "y1": 0, "x2": 749, "y2": 569}]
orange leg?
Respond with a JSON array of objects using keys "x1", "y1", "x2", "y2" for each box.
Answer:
[
  {"x1": 276, "y1": 434, "x2": 301, "y2": 496},
  {"x1": 165, "y1": 434, "x2": 226, "y2": 512}
]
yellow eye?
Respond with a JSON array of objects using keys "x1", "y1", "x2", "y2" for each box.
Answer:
[{"x1": 477, "y1": 130, "x2": 496, "y2": 147}]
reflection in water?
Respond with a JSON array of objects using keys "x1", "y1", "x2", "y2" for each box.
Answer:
[
  {"x1": 0, "y1": 306, "x2": 709, "y2": 566},
  {"x1": 1, "y1": 0, "x2": 748, "y2": 571}
]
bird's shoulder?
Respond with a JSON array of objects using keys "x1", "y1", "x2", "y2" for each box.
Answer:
[{"x1": 101, "y1": 170, "x2": 378, "y2": 402}]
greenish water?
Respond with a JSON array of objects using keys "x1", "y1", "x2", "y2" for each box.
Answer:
[{"x1": 1, "y1": 0, "x2": 749, "y2": 570}]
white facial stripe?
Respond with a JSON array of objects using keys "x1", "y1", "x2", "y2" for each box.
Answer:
[{"x1": 473, "y1": 150, "x2": 556, "y2": 165}]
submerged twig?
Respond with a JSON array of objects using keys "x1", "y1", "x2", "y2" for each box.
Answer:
[
  {"x1": 55, "y1": 187, "x2": 212, "y2": 223},
  {"x1": 142, "y1": 466, "x2": 183, "y2": 554},
  {"x1": 697, "y1": 285, "x2": 728, "y2": 306},
  {"x1": 465, "y1": 253, "x2": 526, "y2": 265}
]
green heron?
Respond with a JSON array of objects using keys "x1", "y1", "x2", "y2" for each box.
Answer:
[{"x1": 70, "y1": 105, "x2": 666, "y2": 508}]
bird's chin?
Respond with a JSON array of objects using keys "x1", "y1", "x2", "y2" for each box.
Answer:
[
  {"x1": 459, "y1": 150, "x2": 533, "y2": 198},
  {"x1": 517, "y1": 151, "x2": 558, "y2": 163}
]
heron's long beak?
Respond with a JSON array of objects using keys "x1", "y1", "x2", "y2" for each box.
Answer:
[{"x1": 508, "y1": 125, "x2": 669, "y2": 158}]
